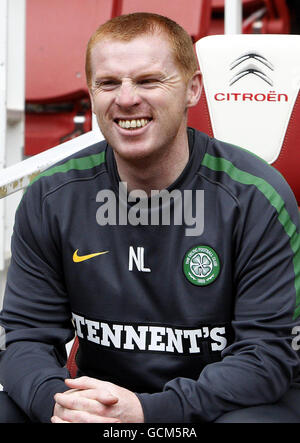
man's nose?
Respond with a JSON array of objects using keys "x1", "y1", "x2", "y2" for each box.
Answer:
[{"x1": 115, "y1": 82, "x2": 141, "y2": 108}]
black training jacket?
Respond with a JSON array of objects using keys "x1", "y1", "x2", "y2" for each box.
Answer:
[{"x1": 0, "y1": 129, "x2": 299, "y2": 422}]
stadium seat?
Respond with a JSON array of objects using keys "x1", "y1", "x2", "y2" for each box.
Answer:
[
  {"x1": 25, "y1": 0, "x2": 114, "y2": 155},
  {"x1": 210, "y1": 0, "x2": 290, "y2": 35},
  {"x1": 119, "y1": 0, "x2": 212, "y2": 41},
  {"x1": 189, "y1": 34, "x2": 300, "y2": 206}
]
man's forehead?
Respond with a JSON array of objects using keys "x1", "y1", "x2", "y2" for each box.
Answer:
[
  {"x1": 90, "y1": 33, "x2": 174, "y2": 68},
  {"x1": 93, "y1": 31, "x2": 171, "y2": 50}
]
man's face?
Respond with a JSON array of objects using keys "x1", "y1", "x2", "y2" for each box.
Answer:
[{"x1": 89, "y1": 33, "x2": 199, "y2": 163}]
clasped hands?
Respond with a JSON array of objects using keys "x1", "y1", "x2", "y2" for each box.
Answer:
[{"x1": 51, "y1": 376, "x2": 144, "y2": 423}]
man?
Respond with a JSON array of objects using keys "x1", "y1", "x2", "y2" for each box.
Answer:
[{"x1": 0, "y1": 12, "x2": 300, "y2": 423}]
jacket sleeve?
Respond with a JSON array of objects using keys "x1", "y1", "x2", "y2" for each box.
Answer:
[
  {"x1": 0, "y1": 181, "x2": 74, "y2": 422},
  {"x1": 137, "y1": 179, "x2": 300, "y2": 423}
]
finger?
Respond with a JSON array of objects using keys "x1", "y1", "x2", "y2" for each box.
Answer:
[
  {"x1": 76, "y1": 388, "x2": 119, "y2": 405},
  {"x1": 65, "y1": 378, "x2": 118, "y2": 405},
  {"x1": 54, "y1": 407, "x2": 121, "y2": 423},
  {"x1": 63, "y1": 387, "x2": 82, "y2": 395},
  {"x1": 54, "y1": 392, "x2": 104, "y2": 415},
  {"x1": 65, "y1": 376, "x2": 100, "y2": 389},
  {"x1": 51, "y1": 415, "x2": 70, "y2": 423}
]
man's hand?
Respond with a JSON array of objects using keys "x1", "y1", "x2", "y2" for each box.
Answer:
[{"x1": 51, "y1": 376, "x2": 144, "y2": 423}]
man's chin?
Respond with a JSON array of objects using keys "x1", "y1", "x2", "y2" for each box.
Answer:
[
  {"x1": 114, "y1": 146, "x2": 155, "y2": 164},
  {"x1": 108, "y1": 139, "x2": 156, "y2": 162}
]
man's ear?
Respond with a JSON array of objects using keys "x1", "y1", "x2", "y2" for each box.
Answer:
[{"x1": 186, "y1": 71, "x2": 202, "y2": 108}]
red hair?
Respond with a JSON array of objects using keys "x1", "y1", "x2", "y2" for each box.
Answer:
[{"x1": 85, "y1": 12, "x2": 198, "y2": 88}]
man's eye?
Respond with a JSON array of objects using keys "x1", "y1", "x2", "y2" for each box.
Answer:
[
  {"x1": 139, "y1": 79, "x2": 159, "y2": 86},
  {"x1": 97, "y1": 81, "x2": 119, "y2": 90}
]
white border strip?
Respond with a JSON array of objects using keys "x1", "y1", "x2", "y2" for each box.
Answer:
[
  {"x1": 225, "y1": 0, "x2": 242, "y2": 34},
  {"x1": 0, "y1": 129, "x2": 104, "y2": 198}
]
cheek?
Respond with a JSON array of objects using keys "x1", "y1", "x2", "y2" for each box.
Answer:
[
  {"x1": 154, "y1": 88, "x2": 187, "y2": 112},
  {"x1": 158, "y1": 98, "x2": 187, "y2": 125},
  {"x1": 92, "y1": 94, "x2": 114, "y2": 118}
]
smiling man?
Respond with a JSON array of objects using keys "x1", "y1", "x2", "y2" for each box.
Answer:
[
  {"x1": 0, "y1": 13, "x2": 300, "y2": 424},
  {"x1": 87, "y1": 22, "x2": 200, "y2": 194}
]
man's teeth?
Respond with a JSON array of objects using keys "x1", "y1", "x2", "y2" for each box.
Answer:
[{"x1": 117, "y1": 119, "x2": 150, "y2": 129}]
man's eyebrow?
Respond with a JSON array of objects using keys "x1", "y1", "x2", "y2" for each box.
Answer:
[
  {"x1": 136, "y1": 71, "x2": 165, "y2": 79},
  {"x1": 94, "y1": 74, "x2": 119, "y2": 82},
  {"x1": 94, "y1": 71, "x2": 165, "y2": 82}
]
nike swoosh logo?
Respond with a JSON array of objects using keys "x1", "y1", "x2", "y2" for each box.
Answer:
[{"x1": 73, "y1": 249, "x2": 109, "y2": 263}]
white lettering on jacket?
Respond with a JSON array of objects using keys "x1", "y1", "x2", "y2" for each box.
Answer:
[{"x1": 72, "y1": 313, "x2": 228, "y2": 355}]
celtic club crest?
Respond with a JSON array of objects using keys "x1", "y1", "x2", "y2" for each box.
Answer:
[{"x1": 183, "y1": 246, "x2": 220, "y2": 286}]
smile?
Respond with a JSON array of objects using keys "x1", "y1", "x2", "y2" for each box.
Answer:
[{"x1": 115, "y1": 118, "x2": 152, "y2": 130}]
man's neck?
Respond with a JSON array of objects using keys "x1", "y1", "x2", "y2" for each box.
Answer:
[{"x1": 114, "y1": 135, "x2": 190, "y2": 195}]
